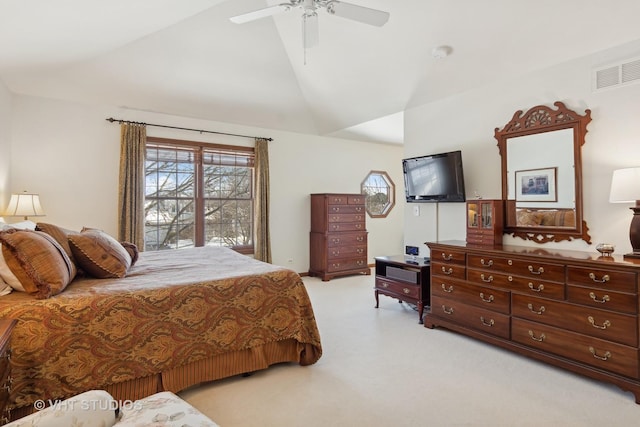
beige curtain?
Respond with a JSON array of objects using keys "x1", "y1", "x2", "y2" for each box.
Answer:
[
  {"x1": 118, "y1": 123, "x2": 146, "y2": 249},
  {"x1": 254, "y1": 138, "x2": 272, "y2": 263}
]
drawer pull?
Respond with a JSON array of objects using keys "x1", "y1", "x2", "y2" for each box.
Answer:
[
  {"x1": 402, "y1": 288, "x2": 411, "y2": 294},
  {"x1": 356, "y1": 224, "x2": 362, "y2": 229},
  {"x1": 528, "y1": 265, "x2": 544, "y2": 275},
  {"x1": 356, "y1": 236, "x2": 364, "y2": 242},
  {"x1": 528, "y1": 330, "x2": 546, "y2": 342},
  {"x1": 441, "y1": 266, "x2": 453, "y2": 275},
  {"x1": 441, "y1": 253, "x2": 453, "y2": 261},
  {"x1": 480, "y1": 317, "x2": 495, "y2": 327},
  {"x1": 527, "y1": 303, "x2": 546, "y2": 315},
  {"x1": 332, "y1": 238, "x2": 341, "y2": 244},
  {"x1": 528, "y1": 283, "x2": 544, "y2": 292},
  {"x1": 441, "y1": 283, "x2": 453, "y2": 293},
  {"x1": 588, "y1": 316, "x2": 611, "y2": 330},
  {"x1": 589, "y1": 292, "x2": 610, "y2": 304},
  {"x1": 381, "y1": 282, "x2": 389, "y2": 288},
  {"x1": 480, "y1": 259, "x2": 493, "y2": 267},
  {"x1": 441, "y1": 305, "x2": 454, "y2": 315},
  {"x1": 355, "y1": 207, "x2": 363, "y2": 212},
  {"x1": 480, "y1": 274, "x2": 493, "y2": 283},
  {"x1": 589, "y1": 346, "x2": 612, "y2": 361},
  {"x1": 357, "y1": 248, "x2": 364, "y2": 254},
  {"x1": 588, "y1": 273, "x2": 610, "y2": 284},
  {"x1": 332, "y1": 207, "x2": 340, "y2": 212},
  {"x1": 479, "y1": 293, "x2": 494, "y2": 303}
]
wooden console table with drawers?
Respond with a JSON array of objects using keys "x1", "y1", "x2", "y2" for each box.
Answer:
[{"x1": 425, "y1": 240, "x2": 640, "y2": 403}]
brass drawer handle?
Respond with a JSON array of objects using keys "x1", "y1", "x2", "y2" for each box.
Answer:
[
  {"x1": 480, "y1": 259, "x2": 493, "y2": 267},
  {"x1": 356, "y1": 260, "x2": 365, "y2": 266},
  {"x1": 589, "y1": 292, "x2": 610, "y2": 304},
  {"x1": 480, "y1": 274, "x2": 493, "y2": 283},
  {"x1": 402, "y1": 288, "x2": 411, "y2": 294},
  {"x1": 442, "y1": 305, "x2": 454, "y2": 315},
  {"x1": 332, "y1": 207, "x2": 340, "y2": 212},
  {"x1": 479, "y1": 293, "x2": 494, "y2": 303},
  {"x1": 355, "y1": 206, "x2": 363, "y2": 212},
  {"x1": 588, "y1": 316, "x2": 611, "y2": 330},
  {"x1": 356, "y1": 236, "x2": 364, "y2": 242},
  {"x1": 527, "y1": 303, "x2": 546, "y2": 315},
  {"x1": 381, "y1": 282, "x2": 389, "y2": 288},
  {"x1": 441, "y1": 283, "x2": 453, "y2": 293},
  {"x1": 355, "y1": 224, "x2": 362, "y2": 229},
  {"x1": 480, "y1": 317, "x2": 495, "y2": 327},
  {"x1": 589, "y1": 346, "x2": 612, "y2": 361},
  {"x1": 528, "y1": 265, "x2": 544, "y2": 275},
  {"x1": 356, "y1": 248, "x2": 364, "y2": 254},
  {"x1": 441, "y1": 266, "x2": 453, "y2": 275},
  {"x1": 528, "y1": 283, "x2": 544, "y2": 292},
  {"x1": 332, "y1": 238, "x2": 341, "y2": 244},
  {"x1": 528, "y1": 330, "x2": 546, "y2": 342},
  {"x1": 441, "y1": 253, "x2": 453, "y2": 261},
  {"x1": 589, "y1": 273, "x2": 610, "y2": 283}
]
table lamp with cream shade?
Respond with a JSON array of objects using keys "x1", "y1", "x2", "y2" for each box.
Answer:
[
  {"x1": 610, "y1": 167, "x2": 640, "y2": 259},
  {"x1": 3, "y1": 191, "x2": 45, "y2": 221}
]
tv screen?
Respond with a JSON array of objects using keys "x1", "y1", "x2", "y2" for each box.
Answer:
[{"x1": 402, "y1": 150, "x2": 466, "y2": 202}]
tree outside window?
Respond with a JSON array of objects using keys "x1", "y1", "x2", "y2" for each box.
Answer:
[{"x1": 361, "y1": 170, "x2": 395, "y2": 218}]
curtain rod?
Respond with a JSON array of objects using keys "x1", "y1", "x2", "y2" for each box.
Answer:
[{"x1": 105, "y1": 117, "x2": 272, "y2": 141}]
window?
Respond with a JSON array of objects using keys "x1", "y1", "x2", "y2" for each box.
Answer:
[
  {"x1": 361, "y1": 170, "x2": 395, "y2": 218},
  {"x1": 144, "y1": 137, "x2": 254, "y2": 253}
]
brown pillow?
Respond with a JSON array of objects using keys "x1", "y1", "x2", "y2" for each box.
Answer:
[
  {"x1": 68, "y1": 229, "x2": 132, "y2": 278},
  {"x1": 35, "y1": 222, "x2": 80, "y2": 265},
  {"x1": 0, "y1": 229, "x2": 76, "y2": 299},
  {"x1": 119, "y1": 241, "x2": 139, "y2": 266}
]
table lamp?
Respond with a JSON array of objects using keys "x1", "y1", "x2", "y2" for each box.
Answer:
[
  {"x1": 3, "y1": 191, "x2": 45, "y2": 220},
  {"x1": 609, "y1": 167, "x2": 640, "y2": 259}
]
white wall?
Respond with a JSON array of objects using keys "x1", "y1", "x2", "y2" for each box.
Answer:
[
  {"x1": 9, "y1": 95, "x2": 404, "y2": 273},
  {"x1": 405, "y1": 39, "x2": 640, "y2": 256},
  {"x1": 0, "y1": 80, "x2": 11, "y2": 209}
]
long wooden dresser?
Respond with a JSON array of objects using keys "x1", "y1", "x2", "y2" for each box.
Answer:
[
  {"x1": 425, "y1": 240, "x2": 640, "y2": 403},
  {"x1": 309, "y1": 193, "x2": 369, "y2": 281}
]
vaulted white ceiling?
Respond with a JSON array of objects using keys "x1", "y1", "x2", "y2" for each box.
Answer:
[{"x1": 2, "y1": 0, "x2": 640, "y2": 144}]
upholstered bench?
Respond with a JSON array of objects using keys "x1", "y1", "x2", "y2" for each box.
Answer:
[{"x1": 5, "y1": 390, "x2": 219, "y2": 426}]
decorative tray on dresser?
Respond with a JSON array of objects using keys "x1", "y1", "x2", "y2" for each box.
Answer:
[{"x1": 425, "y1": 240, "x2": 640, "y2": 403}]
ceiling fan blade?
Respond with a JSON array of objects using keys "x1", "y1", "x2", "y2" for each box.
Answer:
[
  {"x1": 326, "y1": 1, "x2": 389, "y2": 27},
  {"x1": 303, "y1": 12, "x2": 319, "y2": 49},
  {"x1": 229, "y1": 3, "x2": 293, "y2": 24}
]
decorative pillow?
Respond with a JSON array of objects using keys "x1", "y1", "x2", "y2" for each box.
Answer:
[
  {"x1": 0, "y1": 244, "x2": 24, "y2": 292},
  {"x1": 35, "y1": 222, "x2": 80, "y2": 265},
  {"x1": 0, "y1": 229, "x2": 76, "y2": 299},
  {"x1": 119, "y1": 241, "x2": 139, "y2": 266},
  {"x1": 68, "y1": 229, "x2": 132, "y2": 278},
  {"x1": 0, "y1": 220, "x2": 36, "y2": 231}
]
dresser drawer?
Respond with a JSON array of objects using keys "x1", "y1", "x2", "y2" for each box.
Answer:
[
  {"x1": 327, "y1": 222, "x2": 366, "y2": 232},
  {"x1": 467, "y1": 254, "x2": 515, "y2": 271},
  {"x1": 567, "y1": 285, "x2": 637, "y2": 315},
  {"x1": 431, "y1": 261, "x2": 466, "y2": 280},
  {"x1": 430, "y1": 248, "x2": 466, "y2": 265},
  {"x1": 327, "y1": 257, "x2": 368, "y2": 272},
  {"x1": 512, "y1": 318, "x2": 639, "y2": 378},
  {"x1": 327, "y1": 232, "x2": 367, "y2": 247},
  {"x1": 512, "y1": 294, "x2": 638, "y2": 347},
  {"x1": 467, "y1": 268, "x2": 565, "y2": 300},
  {"x1": 328, "y1": 205, "x2": 365, "y2": 214},
  {"x1": 328, "y1": 245, "x2": 366, "y2": 259},
  {"x1": 328, "y1": 213, "x2": 366, "y2": 223},
  {"x1": 376, "y1": 277, "x2": 420, "y2": 299},
  {"x1": 432, "y1": 278, "x2": 510, "y2": 314},
  {"x1": 567, "y1": 266, "x2": 637, "y2": 293},
  {"x1": 431, "y1": 295, "x2": 510, "y2": 339}
]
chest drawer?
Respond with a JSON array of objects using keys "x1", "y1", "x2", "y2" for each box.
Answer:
[
  {"x1": 328, "y1": 246, "x2": 366, "y2": 259},
  {"x1": 567, "y1": 266, "x2": 637, "y2": 293},
  {"x1": 467, "y1": 268, "x2": 565, "y2": 300},
  {"x1": 567, "y1": 285, "x2": 637, "y2": 314},
  {"x1": 512, "y1": 294, "x2": 638, "y2": 347},
  {"x1": 328, "y1": 205, "x2": 365, "y2": 214},
  {"x1": 327, "y1": 222, "x2": 366, "y2": 232},
  {"x1": 327, "y1": 232, "x2": 367, "y2": 247},
  {"x1": 432, "y1": 278, "x2": 510, "y2": 314},
  {"x1": 376, "y1": 277, "x2": 420, "y2": 299},
  {"x1": 431, "y1": 261, "x2": 466, "y2": 280},
  {"x1": 328, "y1": 257, "x2": 367, "y2": 272},
  {"x1": 512, "y1": 318, "x2": 639, "y2": 378},
  {"x1": 431, "y1": 295, "x2": 510, "y2": 339}
]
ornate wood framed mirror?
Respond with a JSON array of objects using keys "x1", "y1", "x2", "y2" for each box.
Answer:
[{"x1": 495, "y1": 101, "x2": 592, "y2": 244}]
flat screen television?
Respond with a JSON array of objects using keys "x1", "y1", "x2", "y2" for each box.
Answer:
[{"x1": 402, "y1": 150, "x2": 466, "y2": 202}]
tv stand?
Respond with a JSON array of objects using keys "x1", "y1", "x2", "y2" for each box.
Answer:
[{"x1": 374, "y1": 255, "x2": 431, "y2": 323}]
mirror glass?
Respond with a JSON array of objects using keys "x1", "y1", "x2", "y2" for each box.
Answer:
[
  {"x1": 361, "y1": 170, "x2": 395, "y2": 218},
  {"x1": 496, "y1": 102, "x2": 592, "y2": 243}
]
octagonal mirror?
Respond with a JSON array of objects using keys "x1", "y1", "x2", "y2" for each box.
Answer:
[{"x1": 361, "y1": 170, "x2": 395, "y2": 218}]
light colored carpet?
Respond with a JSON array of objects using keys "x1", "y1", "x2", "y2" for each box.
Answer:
[{"x1": 180, "y1": 271, "x2": 640, "y2": 426}]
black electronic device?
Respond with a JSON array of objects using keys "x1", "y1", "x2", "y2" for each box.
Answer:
[
  {"x1": 405, "y1": 245, "x2": 419, "y2": 256},
  {"x1": 402, "y1": 150, "x2": 466, "y2": 202}
]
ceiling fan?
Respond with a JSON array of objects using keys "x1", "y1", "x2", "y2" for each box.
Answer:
[{"x1": 230, "y1": 0, "x2": 390, "y2": 49}]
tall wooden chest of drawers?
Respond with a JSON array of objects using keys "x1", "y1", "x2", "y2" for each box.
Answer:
[
  {"x1": 425, "y1": 240, "x2": 640, "y2": 403},
  {"x1": 309, "y1": 193, "x2": 369, "y2": 281}
]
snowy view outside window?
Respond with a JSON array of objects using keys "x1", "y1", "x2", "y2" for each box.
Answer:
[{"x1": 144, "y1": 141, "x2": 254, "y2": 251}]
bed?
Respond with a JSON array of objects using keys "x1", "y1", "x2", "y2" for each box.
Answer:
[{"x1": 0, "y1": 225, "x2": 322, "y2": 418}]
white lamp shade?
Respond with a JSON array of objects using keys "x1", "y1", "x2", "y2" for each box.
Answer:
[
  {"x1": 4, "y1": 192, "x2": 45, "y2": 217},
  {"x1": 610, "y1": 168, "x2": 640, "y2": 203}
]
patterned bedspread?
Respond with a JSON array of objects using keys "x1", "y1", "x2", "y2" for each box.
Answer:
[{"x1": 0, "y1": 246, "x2": 322, "y2": 409}]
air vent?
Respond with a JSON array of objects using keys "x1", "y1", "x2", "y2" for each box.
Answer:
[{"x1": 593, "y1": 56, "x2": 640, "y2": 91}]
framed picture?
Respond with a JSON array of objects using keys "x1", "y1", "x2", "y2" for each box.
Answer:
[{"x1": 515, "y1": 167, "x2": 557, "y2": 202}]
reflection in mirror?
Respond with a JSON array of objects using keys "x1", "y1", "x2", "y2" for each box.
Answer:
[
  {"x1": 361, "y1": 170, "x2": 395, "y2": 218},
  {"x1": 495, "y1": 101, "x2": 592, "y2": 243}
]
